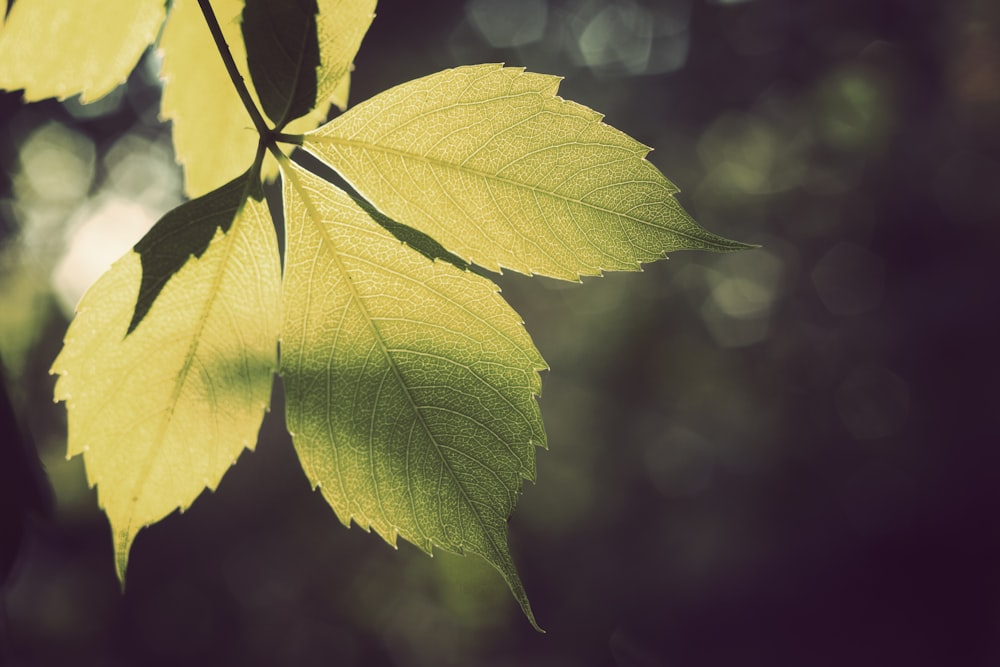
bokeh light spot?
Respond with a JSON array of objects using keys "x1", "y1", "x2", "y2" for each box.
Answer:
[
  {"x1": 697, "y1": 112, "x2": 801, "y2": 196},
  {"x1": 816, "y1": 67, "x2": 892, "y2": 153},
  {"x1": 465, "y1": 0, "x2": 548, "y2": 48},
  {"x1": 51, "y1": 195, "x2": 158, "y2": 314},
  {"x1": 14, "y1": 122, "x2": 95, "y2": 204},
  {"x1": 104, "y1": 133, "x2": 182, "y2": 210},
  {"x1": 578, "y1": 1, "x2": 653, "y2": 74},
  {"x1": 699, "y1": 247, "x2": 784, "y2": 347},
  {"x1": 567, "y1": 0, "x2": 690, "y2": 76}
]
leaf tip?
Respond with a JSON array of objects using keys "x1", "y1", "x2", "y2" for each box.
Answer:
[
  {"x1": 481, "y1": 542, "x2": 545, "y2": 632},
  {"x1": 519, "y1": 594, "x2": 545, "y2": 633},
  {"x1": 112, "y1": 524, "x2": 139, "y2": 591},
  {"x1": 716, "y1": 239, "x2": 761, "y2": 253}
]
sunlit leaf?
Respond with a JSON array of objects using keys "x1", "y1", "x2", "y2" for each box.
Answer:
[
  {"x1": 312, "y1": 0, "x2": 376, "y2": 112},
  {"x1": 305, "y1": 63, "x2": 750, "y2": 280},
  {"x1": 280, "y1": 160, "x2": 546, "y2": 629},
  {"x1": 159, "y1": 0, "x2": 256, "y2": 197},
  {"x1": 160, "y1": 0, "x2": 374, "y2": 196},
  {"x1": 130, "y1": 174, "x2": 250, "y2": 334},
  {"x1": 327, "y1": 72, "x2": 351, "y2": 113},
  {"x1": 246, "y1": 0, "x2": 376, "y2": 124},
  {"x1": 250, "y1": 0, "x2": 375, "y2": 133},
  {"x1": 0, "y1": 0, "x2": 165, "y2": 103},
  {"x1": 51, "y1": 175, "x2": 281, "y2": 582},
  {"x1": 26, "y1": 1, "x2": 753, "y2": 629}
]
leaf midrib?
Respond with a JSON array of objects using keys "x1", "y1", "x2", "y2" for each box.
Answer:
[
  {"x1": 284, "y1": 166, "x2": 512, "y2": 552},
  {"x1": 272, "y1": 1, "x2": 314, "y2": 129},
  {"x1": 121, "y1": 185, "x2": 251, "y2": 537},
  {"x1": 309, "y1": 135, "x2": 733, "y2": 251}
]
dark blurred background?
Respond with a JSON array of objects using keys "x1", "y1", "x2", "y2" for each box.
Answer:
[{"x1": 2, "y1": 0, "x2": 999, "y2": 665}]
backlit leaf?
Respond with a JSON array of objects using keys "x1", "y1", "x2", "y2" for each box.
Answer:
[
  {"x1": 242, "y1": 0, "x2": 320, "y2": 128},
  {"x1": 159, "y1": 0, "x2": 259, "y2": 197},
  {"x1": 130, "y1": 173, "x2": 250, "y2": 334},
  {"x1": 280, "y1": 160, "x2": 546, "y2": 629},
  {"x1": 0, "y1": 0, "x2": 165, "y2": 103},
  {"x1": 328, "y1": 72, "x2": 351, "y2": 113},
  {"x1": 313, "y1": 0, "x2": 376, "y2": 112},
  {"x1": 160, "y1": 0, "x2": 375, "y2": 196},
  {"x1": 305, "y1": 63, "x2": 750, "y2": 280},
  {"x1": 51, "y1": 176, "x2": 281, "y2": 582},
  {"x1": 246, "y1": 0, "x2": 375, "y2": 129}
]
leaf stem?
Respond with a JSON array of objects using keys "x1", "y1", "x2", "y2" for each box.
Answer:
[
  {"x1": 197, "y1": 0, "x2": 270, "y2": 139},
  {"x1": 247, "y1": 139, "x2": 268, "y2": 196},
  {"x1": 275, "y1": 132, "x2": 305, "y2": 146}
]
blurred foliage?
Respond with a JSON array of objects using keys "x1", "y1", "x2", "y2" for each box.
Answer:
[{"x1": 1, "y1": 0, "x2": 998, "y2": 665}]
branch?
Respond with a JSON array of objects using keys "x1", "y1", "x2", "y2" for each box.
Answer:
[{"x1": 197, "y1": 0, "x2": 270, "y2": 138}]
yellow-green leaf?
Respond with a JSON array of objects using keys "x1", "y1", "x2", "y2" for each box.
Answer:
[
  {"x1": 159, "y1": 0, "x2": 258, "y2": 197},
  {"x1": 0, "y1": 0, "x2": 165, "y2": 103},
  {"x1": 280, "y1": 160, "x2": 546, "y2": 629},
  {"x1": 328, "y1": 69, "x2": 351, "y2": 112},
  {"x1": 131, "y1": 174, "x2": 251, "y2": 334},
  {"x1": 305, "y1": 63, "x2": 750, "y2": 280},
  {"x1": 313, "y1": 0, "x2": 375, "y2": 112},
  {"x1": 159, "y1": 0, "x2": 374, "y2": 196},
  {"x1": 262, "y1": 0, "x2": 374, "y2": 127},
  {"x1": 51, "y1": 176, "x2": 281, "y2": 582}
]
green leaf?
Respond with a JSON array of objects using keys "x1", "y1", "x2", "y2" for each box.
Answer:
[
  {"x1": 299, "y1": 156, "x2": 469, "y2": 269},
  {"x1": 51, "y1": 176, "x2": 281, "y2": 582},
  {"x1": 159, "y1": 0, "x2": 261, "y2": 197},
  {"x1": 356, "y1": 198, "x2": 470, "y2": 271},
  {"x1": 242, "y1": 0, "x2": 320, "y2": 128},
  {"x1": 130, "y1": 173, "x2": 254, "y2": 334},
  {"x1": 160, "y1": 0, "x2": 375, "y2": 197},
  {"x1": 0, "y1": 0, "x2": 165, "y2": 103},
  {"x1": 312, "y1": 0, "x2": 376, "y2": 112},
  {"x1": 279, "y1": 160, "x2": 546, "y2": 629},
  {"x1": 305, "y1": 63, "x2": 751, "y2": 280},
  {"x1": 159, "y1": 0, "x2": 375, "y2": 196},
  {"x1": 243, "y1": 0, "x2": 375, "y2": 122},
  {"x1": 241, "y1": 0, "x2": 377, "y2": 125}
]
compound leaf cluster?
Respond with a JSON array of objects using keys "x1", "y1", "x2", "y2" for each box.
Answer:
[{"x1": 0, "y1": 0, "x2": 749, "y2": 629}]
